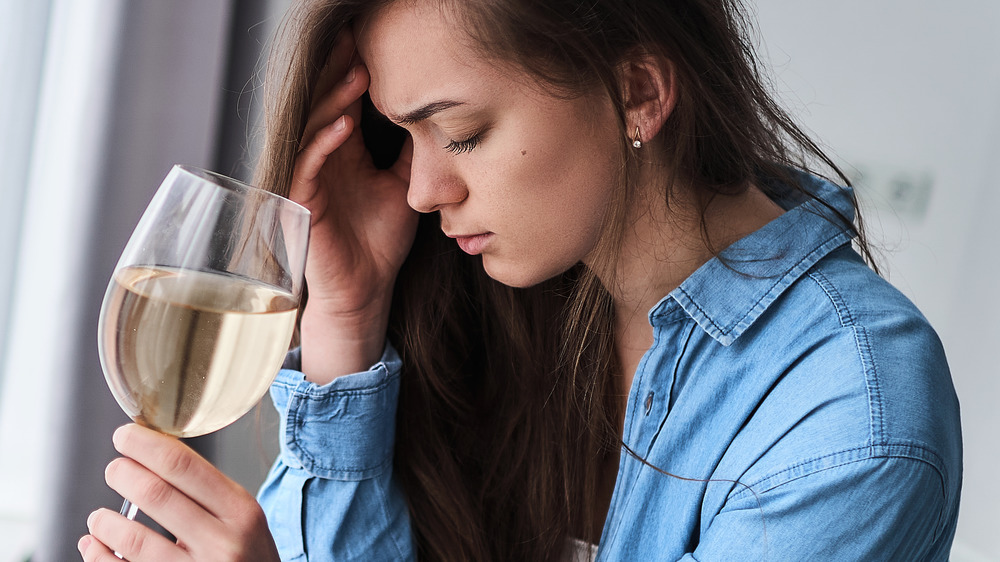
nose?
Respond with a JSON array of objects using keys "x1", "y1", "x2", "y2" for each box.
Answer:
[{"x1": 406, "y1": 146, "x2": 468, "y2": 213}]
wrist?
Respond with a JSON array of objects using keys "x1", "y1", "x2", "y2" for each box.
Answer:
[{"x1": 299, "y1": 301, "x2": 392, "y2": 385}]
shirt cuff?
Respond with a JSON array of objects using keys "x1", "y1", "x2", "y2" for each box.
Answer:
[{"x1": 269, "y1": 343, "x2": 402, "y2": 481}]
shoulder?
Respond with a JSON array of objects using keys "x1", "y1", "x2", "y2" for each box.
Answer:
[
  {"x1": 697, "y1": 245, "x2": 964, "y2": 552},
  {"x1": 747, "y1": 244, "x2": 957, "y2": 442},
  {"x1": 726, "y1": 243, "x2": 962, "y2": 505},
  {"x1": 789, "y1": 245, "x2": 958, "y2": 450}
]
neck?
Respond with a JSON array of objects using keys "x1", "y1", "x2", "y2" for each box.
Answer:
[{"x1": 590, "y1": 172, "x2": 785, "y2": 393}]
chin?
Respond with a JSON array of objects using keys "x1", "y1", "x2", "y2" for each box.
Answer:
[{"x1": 481, "y1": 255, "x2": 571, "y2": 289}]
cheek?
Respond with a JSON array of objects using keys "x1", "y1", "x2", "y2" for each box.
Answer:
[
  {"x1": 482, "y1": 145, "x2": 616, "y2": 284},
  {"x1": 493, "y1": 110, "x2": 617, "y2": 210},
  {"x1": 467, "y1": 97, "x2": 620, "y2": 285},
  {"x1": 511, "y1": 125, "x2": 618, "y2": 249}
]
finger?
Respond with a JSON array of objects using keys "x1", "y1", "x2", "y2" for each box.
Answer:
[
  {"x1": 112, "y1": 425, "x2": 248, "y2": 521},
  {"x1": 79, "y1": 533, "x2": 137, "y2": 562},
  {"x1": 311, "y1": 28, "x2": 358, "y2": 111},
  {"x1": 290, "y1": 115, "x2": 354, "y2": 208},
  {"x1": 85, "y1": 509, "x2": 188, "y2": 562},
  {"x1": 79, "y1": 534, "x2": 124, "y2": 562},
  {"x1": 104, "y1": 456, "x2": 224, "y2": 545},
  {"x1": 329, "y1": 63, "x2": 372, "y2": 164},
  {"x1": 78, "y1": 535, "x2": 110, "y2": 562},
  {"x1": 301, "y1": 62, "x2": 370, "y2": 149}
]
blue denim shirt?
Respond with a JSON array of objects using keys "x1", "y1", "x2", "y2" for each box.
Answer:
[{"x1": 258, "y1": 173, "x2": 962, "y2": 561}]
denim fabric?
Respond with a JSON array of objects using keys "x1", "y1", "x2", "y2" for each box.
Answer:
[
  {"x1": 257, "y1": 347, "x2": 413, "y2": 561},
  {"x1": 258, "y1": 172, "x2": 962, "y2": 561}
]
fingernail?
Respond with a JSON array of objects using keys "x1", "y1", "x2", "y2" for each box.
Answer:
[
  {"x1": 78, "y1": 535, "x2": 92, "y2": 554},
  {"x1": 345, "y1": 65, "x2": 357, "y2": 84},
  {"x1": 87, "y1": 510, "x2": 99, "y2": 529},
  {"x1": 333, "y1": 115, "x2": 347, "y2": 132}
]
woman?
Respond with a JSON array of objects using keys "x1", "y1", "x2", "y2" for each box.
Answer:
[{"x1": 79, "y1": 0, "x2": 962, "y2": 560}]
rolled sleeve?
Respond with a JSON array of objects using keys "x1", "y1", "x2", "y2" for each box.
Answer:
[
  {"x1": 259, "y1": 343, "x2": 413, "y2": 562},
  {"x1": 680, "y1": 448, "x2": 953, "y2": 561},
  {"x1": 269, "y1": 343, "x2": 402, "y2": 480}
]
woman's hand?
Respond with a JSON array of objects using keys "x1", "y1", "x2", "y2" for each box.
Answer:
[
  {"x1": 291, "y1": 29, "x2": 417, "y2": 383},
  {"x1": 78, "y1": 424, "x2": 278, "y2": 562}
]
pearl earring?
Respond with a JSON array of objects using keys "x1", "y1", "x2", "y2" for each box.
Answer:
[{"x1": 632, "y1": 126, "x2": 642, "y2": 149}]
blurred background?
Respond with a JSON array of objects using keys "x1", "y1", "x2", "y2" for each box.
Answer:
[{"x1": 0, "y1": 0, "x2": 995, "y2": 560}]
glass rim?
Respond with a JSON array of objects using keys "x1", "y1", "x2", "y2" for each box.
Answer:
[{"x1": 174, "y1": 164, "x2": 310, "y2": 218}]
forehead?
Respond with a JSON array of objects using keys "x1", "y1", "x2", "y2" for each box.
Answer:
[{"x1": 355, "y1": 0, "x2": 508, "y2": 118}]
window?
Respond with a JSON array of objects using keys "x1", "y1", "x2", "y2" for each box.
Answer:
[{"x1": 0, "y1": 2, "x2": 54, "y2": 560}]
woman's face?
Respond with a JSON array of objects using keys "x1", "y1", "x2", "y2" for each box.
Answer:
[{"x1": 358, "y1": 0, "x2": 621, "y2": 288}]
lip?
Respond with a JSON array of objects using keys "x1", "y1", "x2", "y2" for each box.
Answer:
[{"x1": 448, "y1": 232, "x2": 493, "y2": 255}]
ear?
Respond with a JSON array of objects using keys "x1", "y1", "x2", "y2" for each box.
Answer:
[{"x1": 620, "y1": 52, "x2": 677, "y2": 146}]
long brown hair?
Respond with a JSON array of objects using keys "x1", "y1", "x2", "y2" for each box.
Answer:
[{"x1": 255, "y1": 0, "x2": 874, "y2": 560}]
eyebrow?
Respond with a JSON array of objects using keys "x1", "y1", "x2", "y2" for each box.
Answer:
[{"x1": 391, "y1": 100, "x2": 466, "y2": 125}]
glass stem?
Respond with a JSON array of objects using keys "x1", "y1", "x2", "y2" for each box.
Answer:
[
  {"x1": 114, "y1": 499, "x2": 139, "y2": 559},
  {"x1": 120, "y1": 498, "x2": 139, "y2": 520}
]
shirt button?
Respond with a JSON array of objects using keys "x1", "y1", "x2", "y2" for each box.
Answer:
[{"x1": 644, "y1": 391, "x2": 655, "y2": 415}]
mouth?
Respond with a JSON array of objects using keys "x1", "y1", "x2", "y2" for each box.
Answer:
[{"x1": 446, "y1": 232, "x2": 494, "y2": 255}]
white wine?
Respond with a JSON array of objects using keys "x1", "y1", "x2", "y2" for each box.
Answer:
[{"x1": 99, "y1": 266, "x2": 298, "y2": 437}]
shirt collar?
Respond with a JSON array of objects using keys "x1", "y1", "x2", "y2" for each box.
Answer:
[{"x1": 648, "y1": 170, "x2": 857, "y2": 346}]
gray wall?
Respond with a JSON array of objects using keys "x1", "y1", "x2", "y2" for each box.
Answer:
[{"x1": 754, "y1": 1, "x2": 1000, "y2": 559}]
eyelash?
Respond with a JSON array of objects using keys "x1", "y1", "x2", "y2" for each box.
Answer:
[{"x1": 444, "y1": 131, "x2": 483, "y2": 155}]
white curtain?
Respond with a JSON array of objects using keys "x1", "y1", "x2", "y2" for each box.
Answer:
[{"x1": 0, "y1": 0, "x2": 286, "y2": 559}]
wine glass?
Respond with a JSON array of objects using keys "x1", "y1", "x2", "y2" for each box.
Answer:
[{"x1": 97, "y1": 165, "x2": 309, "y2": 522}]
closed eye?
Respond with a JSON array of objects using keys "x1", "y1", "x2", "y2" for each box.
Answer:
[{"x1": 444, "y1": 130, "x2": 484, "y2": 155}]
